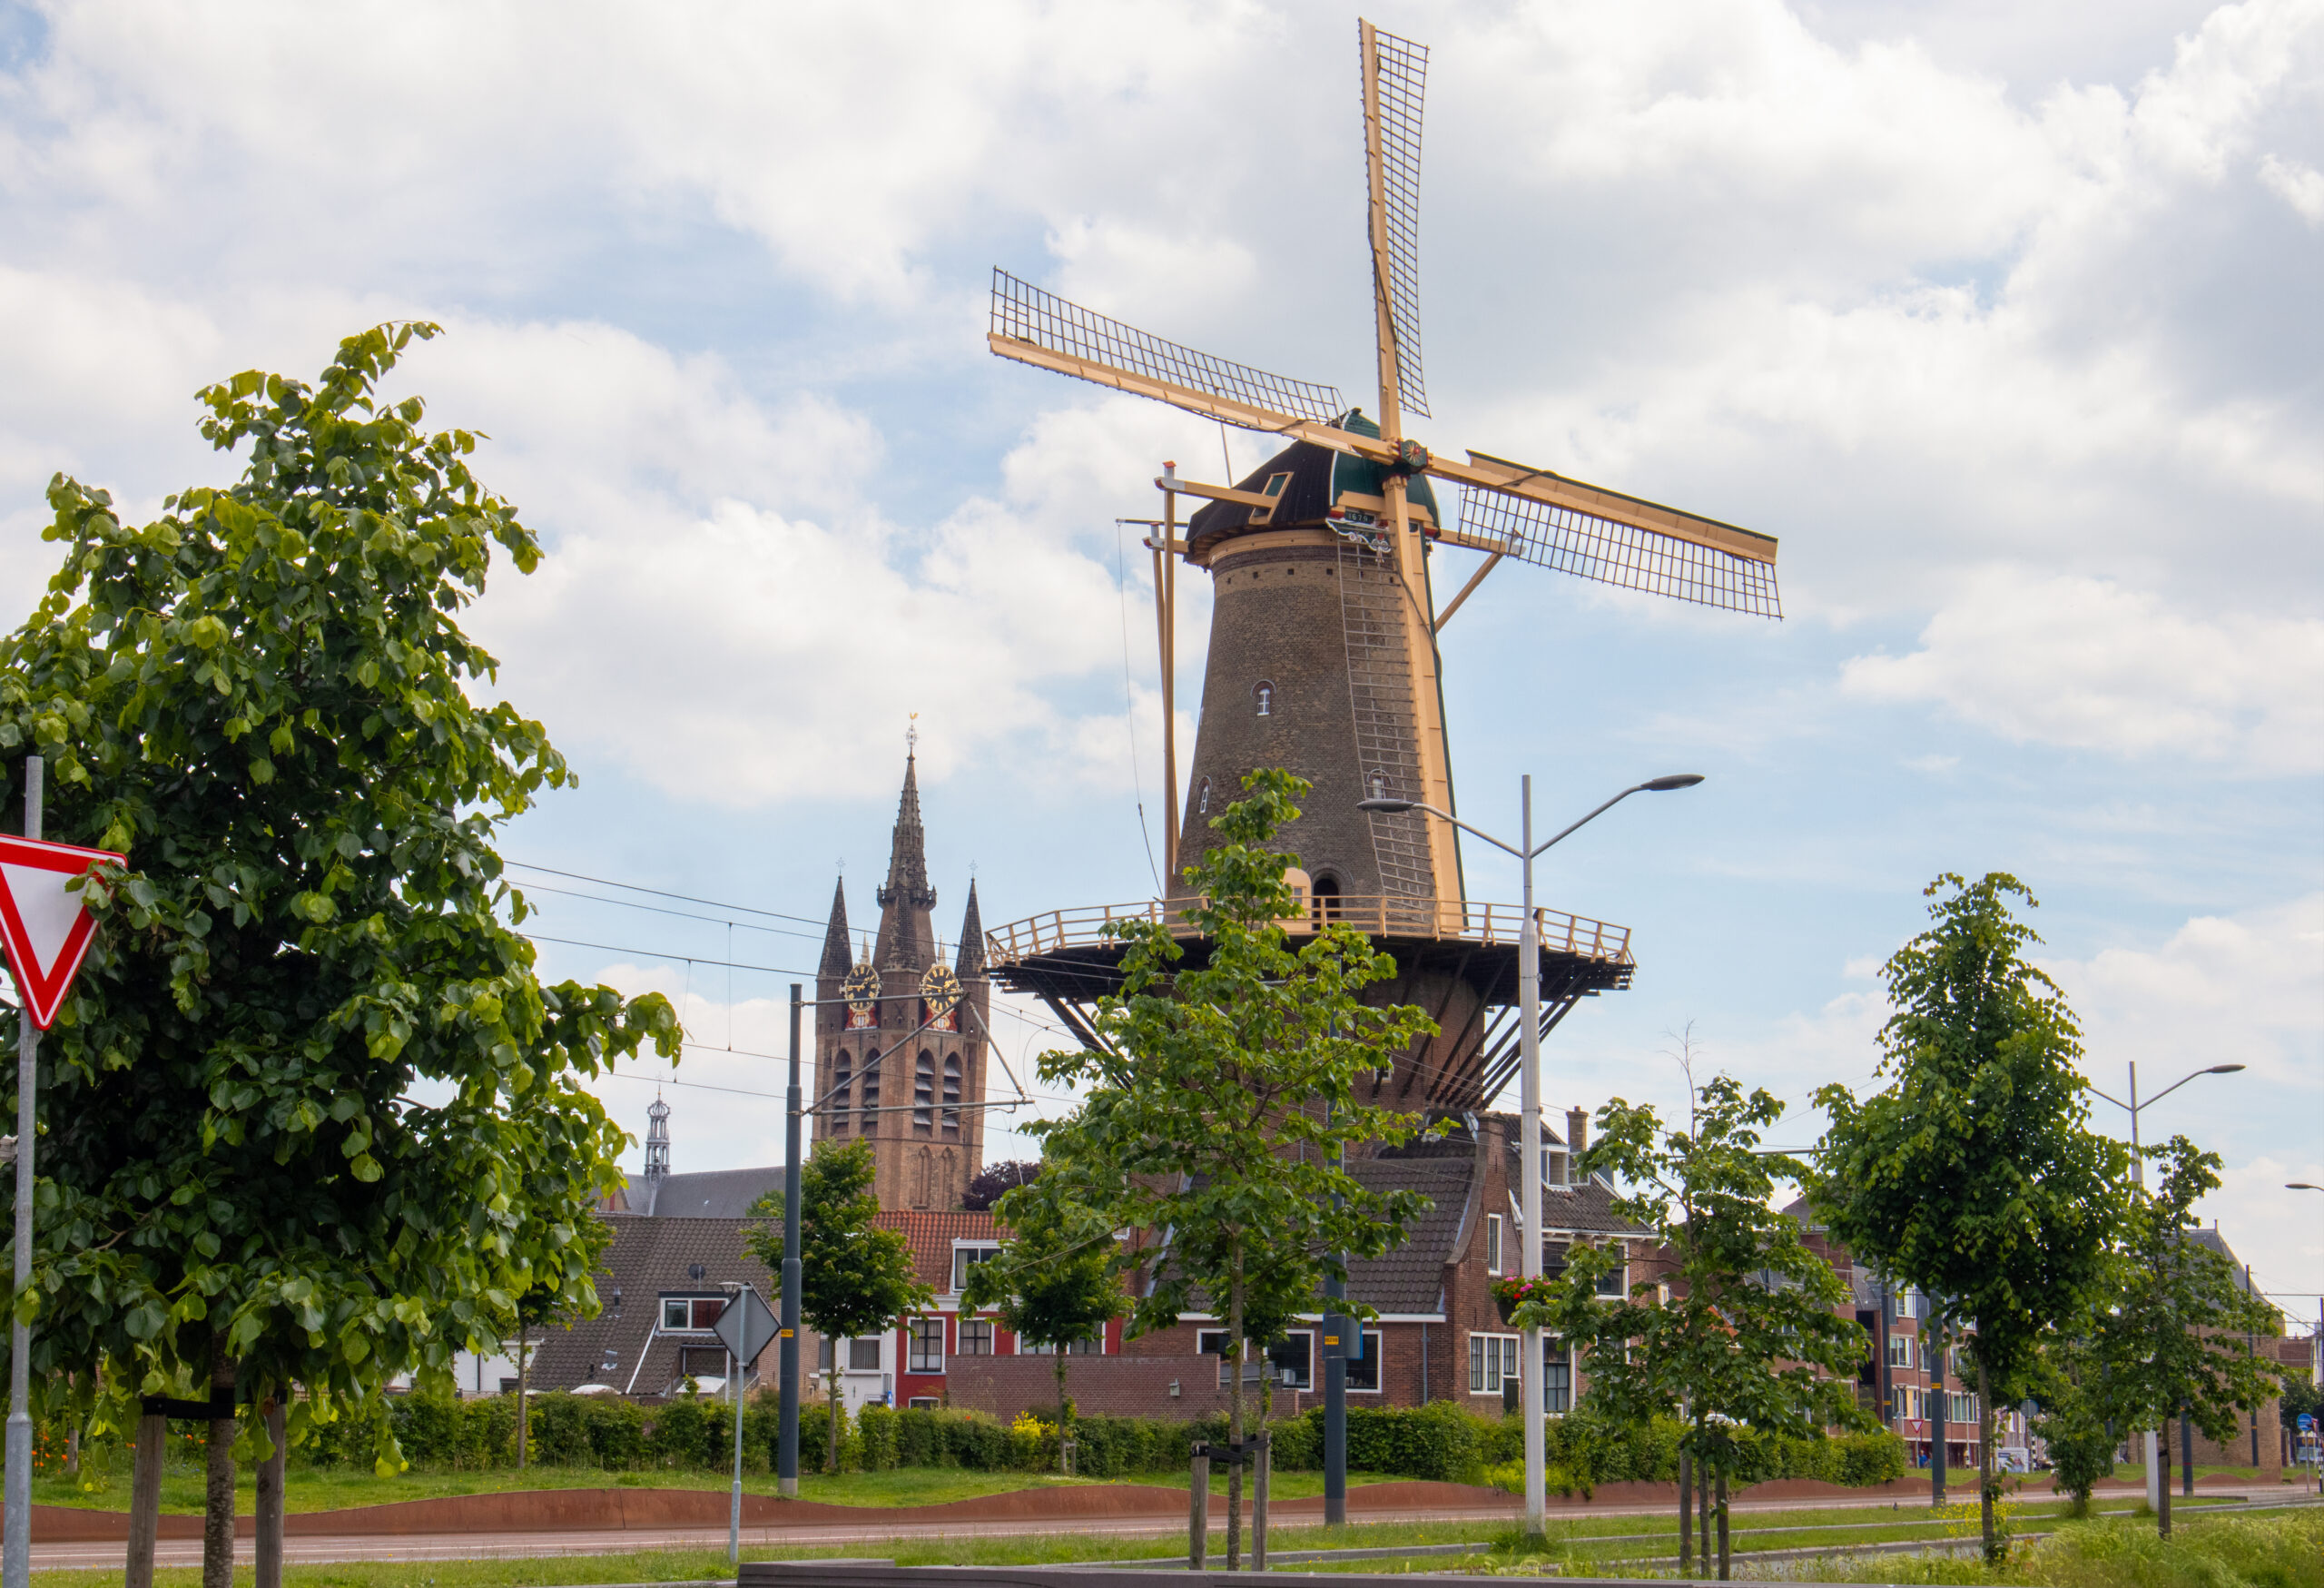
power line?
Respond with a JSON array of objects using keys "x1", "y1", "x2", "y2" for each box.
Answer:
[
  {"x1": 513, "y1": 880, "x2": 825, "y2": 944},
  {"x1": 507, "y1": 861, "x2": 832, "y2": 930}
]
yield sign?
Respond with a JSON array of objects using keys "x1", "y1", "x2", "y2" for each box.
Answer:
[{"x1": 0, "y1": 833, "x2": 125, "y2": 1030}]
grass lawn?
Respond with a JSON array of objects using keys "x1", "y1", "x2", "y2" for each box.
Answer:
[
  {"x1": 21, "y1": 1497, "x2": 2314, "y2": 1588},
  {"x1": 30, "y1": 1461, "x2": 1409, "y2": 1515}
]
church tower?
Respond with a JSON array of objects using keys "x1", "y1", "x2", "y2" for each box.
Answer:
[{"x1": 811, "y1": 745, "x2": 992, "y2": 1211}]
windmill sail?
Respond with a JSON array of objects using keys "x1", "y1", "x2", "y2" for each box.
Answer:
[
  {"x1": 1456, "y1": 479, "x2": 1784, "y2": 617},
  {"x1": 989, "y1": 270, "x2": 1345, "y2": 429},
  {"x1": 1360, "y1": 22, "x2": 1430, "y2": 419}
]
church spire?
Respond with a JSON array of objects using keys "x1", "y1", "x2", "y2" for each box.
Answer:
[
  {"x1": 819, "y1": 877, "x2": 852, "y2": 979},
  {"x1": 874, "y1": 735, "x2": 938, "y2": 970},
  {"x1": 643, "y1": 1092, "x2": 671, "y2": 1181},
  {"x1": 956, "y1": 878, "x2": 985, "y2": 977}
]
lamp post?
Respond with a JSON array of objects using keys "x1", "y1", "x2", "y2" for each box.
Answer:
[
  {"x1": 2086, "y1": 1060, "x2": 2244, "y2": 1504},
  {"x1": 2292, "y1": 1188, "x2": 2324, "y2": 1491},
  {"x1": 1360, "y1": 772, "x2": 1704, "y2": 1537}
]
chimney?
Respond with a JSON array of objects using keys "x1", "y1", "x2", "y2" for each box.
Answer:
[{"x1": 1566, "y1": 1107, "x2": 1588, "y2": 1158}]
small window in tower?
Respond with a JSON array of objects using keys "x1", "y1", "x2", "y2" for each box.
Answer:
[
  {"x1": 1198, "y1": 777, "x2": 1211, "y2": 815},
  {"x1": 942, "y1": 1052, "x2": 961, "y2": 1135},
  {"x1": 832, "y1": 1052, "x2": 852, "y2": 1133},
  {"x1": 860, "y1": 1054, "x2": 880, "y2": 1131},
  {"x1": 913, "y1": 1050, "x2": 935, "y2": 1134},
  {"x1": 1255, "y1": 681, "x2": 1275, "y2": 716}
]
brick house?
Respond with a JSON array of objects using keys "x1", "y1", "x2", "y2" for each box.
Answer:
[{"x1": 529, "y1": 1105, "x2": 1650, "y2": 1421}]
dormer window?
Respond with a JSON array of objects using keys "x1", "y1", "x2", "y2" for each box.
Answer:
[
  {"x1": 660, "y1": 1294, "x2": 727, "y2": 1332},
  {"x1": 1255, "y1": 681, "x2": 1275, "y2": 716},
  {"x1": 1198, "y1": 776, "x2": 1211, "y2": 815}
]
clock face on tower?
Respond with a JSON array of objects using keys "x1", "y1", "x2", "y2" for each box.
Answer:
[
  {"x1": 842, "y1": 960, "x2": 880, "y2": 1029},
  {"x1": 921, "y1": 963, "x2": 962, "y2": 1031}
]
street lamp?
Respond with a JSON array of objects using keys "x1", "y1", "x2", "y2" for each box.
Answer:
[
  {"x1": 2083, "y1": 1060, "x2": 2243, "y2": 1503},
  {"x1": 1359, "y1": 772, "x2": 1703, "y2": 1537},
  {"x1": 2086, "y1": 1063, "x2": 2244, "y2": 1188}
]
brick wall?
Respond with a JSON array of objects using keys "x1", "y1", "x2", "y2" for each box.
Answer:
[{"x1": 945, "y1": 1355, "x2": 1306, "y2": 1421}]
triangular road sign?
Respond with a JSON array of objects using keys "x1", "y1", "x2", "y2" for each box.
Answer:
[{"x1": 0, "y1": 833, "x2": 125, "y2": 1031}]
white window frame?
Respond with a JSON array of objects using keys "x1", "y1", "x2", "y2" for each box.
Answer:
[
  {"x1": 1469, "y1": 1332, "x2": 1519, "y2": 1395},
  {"x1": 845, "y1": 1336, "x2": 883, "y2": 1372},
  {"x1": 1344, "y1": 1330, "x2": 1384, "y2": 1394},
  {"x1": 957, "y1": 1317, "x2": 996, "y2": 1356},
  {"x1": 1886, "y1": 1335, "x2": 1915, "y2": 1369},
  {"x1": 951, "y1": 1243, "x2": 999, "y2": 1295},
  {"x1": 1485, "y1": 1214, "x2": 1503, "y2": 1277},
  {"x1": 659, "y1": 1294, "x2": 724, "y2": 1333},
  {"x1": 1594, "y1": 1243, "x2": 1627, "y2": 1298},
  {"x1": 907, "y1": 1316, "x2": 945, "y2": 1374},
  {"x1": 1266, "y1": 1330, "x2": 1315, "y2": 1391},
  {"x1": 1541, "y1": 1336, "x2": 1573, "y2": 1415}
]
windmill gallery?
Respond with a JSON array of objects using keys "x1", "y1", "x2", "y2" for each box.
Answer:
[{"x1": 520, "y1": 16, "x2": 1934, "y2": 1445}]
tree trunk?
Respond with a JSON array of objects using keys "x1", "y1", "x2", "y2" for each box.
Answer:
[
  {"x1": 124, "y1": 1406, "x2": 165, "y2": 1588},
  {"x1": 202, "y1": 1344, "x2": 236, "y2": 1588},
  {"x1": 255, "y1": 1394, "x2": 286, "y2": 1588},
  {"x1": 1678, "y1": 1446, "x2": 1693, "y2": 1573},
  {"x1": 516, "y1": 1326, "x2": 529, "y2": 1469},
  {"x1": 825, "y1": 1360, "x2": 843, "y2": 1474},
  {"x1": 1977, "y1": 1353, "x2": 1998, "y2": 1562},
  {"x1": 2156, "y1": 1417, "x2": 2171, "y2": 1538},
  {"x1": 1715, "y1": 1468, "x2": 1729, "y2": 1581},
  {"x1": 1226, "y1": 1248, "x2": 1245, "y2": 1572},
  {"x1": 1699, "y1": 1445, "x2": 1712, "y2": 1570}
]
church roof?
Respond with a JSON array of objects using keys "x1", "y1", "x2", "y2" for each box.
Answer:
[
  {"x1": 615, "y1": 1166, "x2": 785, "y2": 1220},
  {"x1": 819, "y1": 877, "x2": 852, "y2": 979},
  {"x1": 875, "y1": 752, "x2": 938, "y2": 971}
]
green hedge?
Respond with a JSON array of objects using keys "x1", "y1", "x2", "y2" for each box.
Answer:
[{"x1": 296, "y1": 1391, "x2": 1905, "y2": 1489}]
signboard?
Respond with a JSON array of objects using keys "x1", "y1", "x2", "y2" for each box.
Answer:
[
  {"x1": 0, "y1": 834, "x2": 125, "y2": 1029},
  {"x1": 713, "y1": 1286, "x2": 781, "y2": 1368}
]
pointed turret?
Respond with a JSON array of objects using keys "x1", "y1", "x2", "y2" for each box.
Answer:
[
  {"x1": 819, "y1": 878, "x2": 852, "y2": 980},
  {"x1": 874, "y1": 748, "x2": 938, "y2": 971},
  {"x1": 955, "y1": 880, "x2": 985, "y2": 978}
]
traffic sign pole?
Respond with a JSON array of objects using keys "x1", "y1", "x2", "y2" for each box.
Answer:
[
  {"x1": 779, "y1": 985, "x2": 803, "y2": 1499},
  {"x1": 5, "y1": 755, "x2": 42, "y2": 1588}
]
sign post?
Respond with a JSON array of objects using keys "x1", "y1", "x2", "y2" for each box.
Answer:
[
  {"x1": 714, "y1": 1283, "x2": 780, "y2": 1566},
  {"x1": 1, "y1": 759, "x2": 123, "y2": 1588}
]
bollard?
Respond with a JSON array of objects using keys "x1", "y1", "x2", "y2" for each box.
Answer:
[{"x1": 1188, "y1": 1445, "x2": 1210, "y2": 1570}]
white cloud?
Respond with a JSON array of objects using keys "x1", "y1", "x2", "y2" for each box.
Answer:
[
  {"x1": 2257, "y1": 152, "x2": 2324, "y2": 223},
  {"x1": 1839, "y1": 570, "x2": 2324, "y2": 771}
]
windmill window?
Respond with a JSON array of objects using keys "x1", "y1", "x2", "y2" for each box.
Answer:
[
  {"x1": 1198, "y1": 777, "x2": 1211, "y2": 815},
  {"x1": 1255, "y1": 681, "x2": 1275, "y2": 716},
  {"x1": 1368, "y1": 770, "x2": 1388, "y2": 802}
]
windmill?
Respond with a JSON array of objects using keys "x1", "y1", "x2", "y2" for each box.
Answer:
[{"x1": 981, "y1": 20, "x2": 1780, "y2": 1110}]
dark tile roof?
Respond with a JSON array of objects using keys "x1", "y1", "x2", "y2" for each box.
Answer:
[
  {"x1": 1504, "y1": 1132, "x2": 1650, "y2": 1238},
  {"x1": 618, "y1": 1166, "x2": 786, "y2": 1219},
  {"x1": 1344, "y1": 1157, "x2": 1473, "y2": 1315},
  {"x1": 529, "y1": 1217, "x2": 775, "y2": 1397}
]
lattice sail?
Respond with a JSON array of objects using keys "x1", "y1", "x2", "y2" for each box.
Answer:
[
  {"x1": 989, "y1": 270, "x2": 1346, "y2": 428},
  {"x1": 1459, "y1": 485, "x2": 1785, "y2": 617},
  {"x1": 1363, "y1": 24, "x2": 1430, "y2": 419}
]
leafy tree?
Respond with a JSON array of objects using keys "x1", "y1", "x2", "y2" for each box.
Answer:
[
  {"x1": 959, "y1": 1159, "x2": 1039, "y2": 1212},
  {"x1": 1809, "y1": 873, "x2": 2122, "y2": 1562},
  {"x1": 0, "y1": 323, "x2": 678, "y2": 1584},
  {"x1": 2022, "y1": 1333, "x2": 2117, "y2": 1514},
  {"x1": 1009, "y1": 769, "x2": 1434, "y2": 1569},
  {"x1": 1537, "y1": 1074, "x2": 1865, "y2": 1581},
  {"x1": 745, "y1": 1139, "x2": 930, "y2": 1472},
  {"x1": 961, "y1": 1193, "x2": 1125, "y2": 1469},
  {"x1": 2083, "y1": 1137, "x2": 2284, "y2": 1537}
]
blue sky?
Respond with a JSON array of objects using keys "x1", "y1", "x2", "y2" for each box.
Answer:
[{"x1": 0, "y1": 0, "x2": 2317, "y2": 1320}]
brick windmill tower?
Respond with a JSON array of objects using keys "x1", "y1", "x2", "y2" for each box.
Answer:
[
  {"x1": 812, "y1": 738, "x2": 990, "y2": 1211},
  {"x1": 980, "y1": 20, "x2": 1782, "y2": 1111}
]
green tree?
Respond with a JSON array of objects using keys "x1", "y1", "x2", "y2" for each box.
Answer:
[
  {"x1": 2022, "y1": 1335, "x2": 2117, "y2": 1515},
  {"x1": 1009, "y1": 769, "x2": 1435, "y2": 1569},
  {"x1": 1537, "y1": 1074, "x2": 1865, "y2": 1581},
  {"x1": 961, "y1": 1192, "x2": 1126, "y2": 1469},
  {"x1": 747, "y1": 1138, "x2": 931, "y2": 1473},
  {"x1": 2084, "y1": 1137, "x2": 2284, "y2": 1537},
  {"x1": 1809, "y1": 873, "x2": 2122, "y2": 1562},
  {"x1": 0, "y1": 323, "x2": 679, "y2": 1585}
]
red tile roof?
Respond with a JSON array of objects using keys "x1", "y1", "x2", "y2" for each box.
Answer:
[{"x1": 873, "y1": 1208, "x2": 997, "y2": 1290}]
